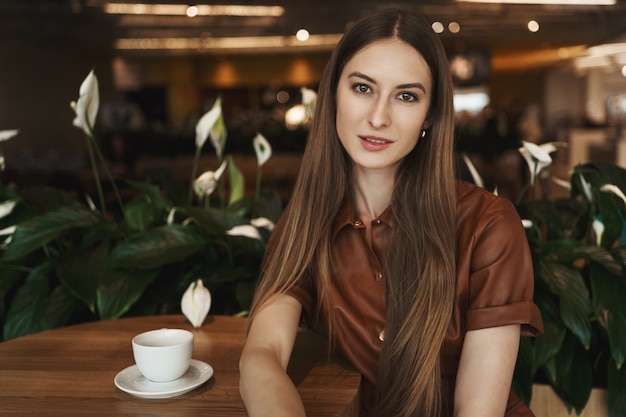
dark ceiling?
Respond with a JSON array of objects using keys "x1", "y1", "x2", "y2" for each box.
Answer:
[{"x1": 1, "y1": 0, "x2": 626, "y2": 57}]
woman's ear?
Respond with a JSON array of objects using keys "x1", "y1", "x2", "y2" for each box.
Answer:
[{"x1": 422, "y1": 116, "x2": 433, "y2": 130}]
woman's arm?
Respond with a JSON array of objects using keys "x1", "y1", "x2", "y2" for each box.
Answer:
[
  {"x1": 454, "y1": 324, "x2": 521, "y2": 417},
  {"x1": 239, "y1": 293, "x2": 305, "y2": 417}
]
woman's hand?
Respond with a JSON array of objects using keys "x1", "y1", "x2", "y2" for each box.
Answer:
[
  {"x1": 454, "y1": 324, "x2": 521, "y2": 417},
  {"x1": 239, "y1": 293, "x2": 305, "y2": 417}
]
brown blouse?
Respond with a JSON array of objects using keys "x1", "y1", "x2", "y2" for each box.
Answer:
[{"x1": 271, "y1": 180, "x2": 543, "y2": 416}]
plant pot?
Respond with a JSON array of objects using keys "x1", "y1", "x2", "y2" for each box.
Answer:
[{"x1": 530, "y1": 384, "x2": 607, "y2": 417}]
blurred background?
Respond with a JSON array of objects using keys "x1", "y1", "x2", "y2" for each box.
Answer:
[{"x1": 1, "y1": 0, "x2": 626, "y2": 200}]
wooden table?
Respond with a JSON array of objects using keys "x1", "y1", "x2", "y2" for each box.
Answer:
[{"x1": 0, "y1": 315, "x2": 361, "y2": 416}]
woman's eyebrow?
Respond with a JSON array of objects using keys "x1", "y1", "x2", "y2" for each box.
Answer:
[
  {"x1": 397, "y1": 82, "x2": 426, "y2": 94},
  {"x1": 347, "y1": 71, "x2": 426, "y2": 94}
]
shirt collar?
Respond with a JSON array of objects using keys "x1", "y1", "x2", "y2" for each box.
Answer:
[{"x1": 331, "y1": 196, "x2": 394, "y2": 240}]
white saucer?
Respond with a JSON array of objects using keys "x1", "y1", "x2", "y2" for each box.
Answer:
[{"x1": 114, "y1": 359, "x2": 213, "y2": 399}]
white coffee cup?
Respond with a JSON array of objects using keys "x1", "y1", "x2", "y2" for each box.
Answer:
[{"x1": 132, "y1": 328, "x2": 193, "y2": 382}]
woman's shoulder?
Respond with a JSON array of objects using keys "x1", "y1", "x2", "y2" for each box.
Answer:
[{"x1": 455, "y1": 180, "x2": 521, "y2": 227}]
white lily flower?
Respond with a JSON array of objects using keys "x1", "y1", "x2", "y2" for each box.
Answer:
[
  {"x1": 193, "y1": 160, "x2": 227, "y2": 198},
  {"x1": 167, "y1": 207, "x2": 177, "y2": 225},
  {"x1": 552, "y1": 176, "x2": 571, "y2": 190},
  {"x1": 181, "y1": 279, "x2": 211, "y2": 328},
  {"x1": 0, "y1": 199, "x2": 17, "y2": 219},
  {"x1": 85, "y1": 194, "x2": 97, "y2": 211},
  {"x1": 578, "y1": 173, "x2": 593, "y2": 203},
  {"x1": 521, "y1": 219, "x2": 534, "y2": 229},
  {"x1": 519, "y1": 141, "x2": 558, "y2": 185},
  {"x1": 71, "y1": 70, "x2": 99, "y2": 136},
  {"x1": 301, "y1": 87, "x2": 317, "y2": 118},
  {"x1": 600, "y1": 184, "x2": 626, "y2": 206},
  {"x1": 0, "y1": 129, "x2": 18, "y2": 142},
  {"x1": 0, "y1": 225, "x2": 15, "y2": 235},
  {"x1": 251, "y1": 217, "x2": 275, "y2": 231},
  {"x1": 461, "y1": 153, "x2": 485, "y2": 189},
  {"x1": 226, "y1": 224, "x2": 262, "y2": 241},
  {"x1": 196, "y1": 96, "x2": 227, "y2": 160},
  {"x1": 592, "y1": 217, "x2": 604, "y2": 247},
  {"x1": 0, "y1": 225, "x2": 15, "y2": 247},
  {"x1": 253, "y1": 133, "x2": 272, "y2": 167}
]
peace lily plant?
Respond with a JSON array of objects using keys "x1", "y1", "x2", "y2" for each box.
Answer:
[
  {"x1": 509, "y1": 141, "x2": 626, "y2": 417},
  {"x1": 0, "y1": 70, "x2": 282, "y2": 341}
]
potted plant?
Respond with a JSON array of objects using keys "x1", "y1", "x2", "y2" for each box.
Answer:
[
  {"x1": 503, "y1": 142, "x2": 626, "y2": 417},
  {"x1": 0, "y1": 70, "x2": 283, "y2": 340}
]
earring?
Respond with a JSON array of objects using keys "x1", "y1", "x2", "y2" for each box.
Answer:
[{"x1": 420, "y1": 129, "x2": 427, "y2": 138}]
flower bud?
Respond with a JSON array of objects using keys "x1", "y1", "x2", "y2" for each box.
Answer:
[{"x1": 181, "y1": 279, "x2": 211, "y2": 328}]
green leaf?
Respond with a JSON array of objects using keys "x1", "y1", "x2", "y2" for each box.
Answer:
[
  {"x1": 597, "y1": 192, "x2": 623, "y2": 246},
  {"x1": 580, "y1": 245, "x2": 624, "y2": 276},
  {"x1": 541, "y1": 239, "x2": 586, "y2": 264},
  {"x1": 126, "y1": 180, "x2": 170, "y2": 210},
  {"x1": 56, "y1": 243, "x2": 109, "y2": 313},
  {"x1": 123, "y1": 196, "x2": 162, "y2": 232},
  {"x1": 227, "y1": 154, "x2": 245, "y2": 207},
  {"x1": 1, "y1": 206, "x2": 100, "y2": 262},
  {"x1": 97, "y1": 268, "x2": 158, "y2": 320},
  {"x1": 542, "y1": 356, "x2": 558, "y2": 384},
  {"x1": 579, "y1": 163, "x2": 626, "y2": 194},
  {"x1": 122, "y1": 180, "x2": 171, "y2": 232},
  {"x1": 589, "y1": 263, "x2": 626, "y2": 368},
  {"x1": 539, "y1": 259, "x2": 593, "y2": 348},
  {"x1": 183, "y1": 205, "x2": 245, "y2": 237},
  {"x1": 552, "y1": 332, "x2": 593, "y2": 414},
  {"x1": 2, "y1": 261, "x2": 54, "y2": 340},
  {"x1": 608, "y1": 358, "x2": 626, "y2": 417},
  {"x1": 109, "y1": 225, "x2": 208, "y2": 269},
  {"x1": 43, "y1": 285, "x2": 82, "y2": 329},
  {"x1": 533, "y1": 320, "x2": 566, "y2": 374},
  {"x1": 0, "y1": 264, "x2": 24, "y2": 299},
  {"x1": 79, "y1": 221, "x2": 120, "y2": 248}
]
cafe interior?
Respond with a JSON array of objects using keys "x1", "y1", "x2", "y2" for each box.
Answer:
[
  {"x1": 1, "y1": 2, "x2": 626, "y2": 416},
  {"x1": 1, "y1": 0, "x2": 626, "y2": 200}
]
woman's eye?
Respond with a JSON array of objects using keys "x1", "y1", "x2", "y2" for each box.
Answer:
[
  {"x1": 353, "y1": 83, "x2": 371, "y2": 94},
  {"x1": 398, "y1": 92, "x2": 418, "y2": 102}
]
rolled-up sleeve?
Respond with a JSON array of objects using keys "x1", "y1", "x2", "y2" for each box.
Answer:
[{"x1": 465, "y1": 196, "x2": 543, "y2": 337}]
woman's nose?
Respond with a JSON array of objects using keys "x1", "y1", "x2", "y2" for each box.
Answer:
[{"x1": 367, "y1": 98, "x2": 390, "y2": 129}]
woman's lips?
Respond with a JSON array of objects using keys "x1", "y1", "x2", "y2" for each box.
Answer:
[{"x1": 359, "y1": 135, "x2": 393, "y2": 151}]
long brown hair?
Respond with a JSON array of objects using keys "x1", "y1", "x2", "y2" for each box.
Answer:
[{"x1": 248, "y1": 9, "x2": 457, "y2": 417}]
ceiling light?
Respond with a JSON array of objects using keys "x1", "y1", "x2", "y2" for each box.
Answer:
[
  {"x1": 431, "y1": 22, "x2": 444, "y2": 34},
  {"x1": 456, "y1": 0, "x2": 615, "y2": 4},
  {"x1": 186, "y1": 5, "x2": 198, "y2": 17},
  {"x1": 114, "y1": 34, "x2": 342, "y2": 52},
  {"x1": 296, "y1": 29, "x2": 310, "y2": 42},
  {"x1": 103, "y1": 3, "x2": 285, "y2": 17},
  {"x1": 285, "y1": 105, "x2": 307, "y2": 130}
]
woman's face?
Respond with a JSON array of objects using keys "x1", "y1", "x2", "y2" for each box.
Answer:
[{"x1": 336, "y1": 38, "x2": 433, "y2": 175}]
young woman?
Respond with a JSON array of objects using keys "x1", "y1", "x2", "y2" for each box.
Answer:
[{"x1": 239, "y1": 9, "x2": 543, "y2": 417}]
